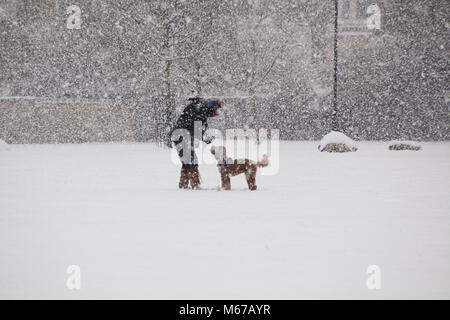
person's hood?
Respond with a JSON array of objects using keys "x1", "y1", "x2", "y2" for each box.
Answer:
[{"x1": 205, "y1": 99, "x2": 223, "y2": 117}]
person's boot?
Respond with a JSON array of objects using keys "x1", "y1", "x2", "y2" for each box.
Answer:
[
  {"x1": 179, "y1": 168, "x2": 189, "y2": 189},
  {"x1": 188, "y1": 168, "x2": 201, "y2": 190}
]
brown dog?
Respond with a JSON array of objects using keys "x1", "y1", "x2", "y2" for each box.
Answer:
[{"x1": 210, "y1": 146, "x2": 269, "y2": 190}]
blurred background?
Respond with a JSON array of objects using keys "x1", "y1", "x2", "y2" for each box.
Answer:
[{"x1": 0, "y1": 0, "x2": 448, "y2": 143}]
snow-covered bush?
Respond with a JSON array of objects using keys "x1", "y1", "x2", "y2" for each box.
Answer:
[
  {"x1": 388, "y1": 140, "x2": 421, "y2": 151},
  {"x1": 318, "y1": 131, "x2": 358, "y2": 153}
]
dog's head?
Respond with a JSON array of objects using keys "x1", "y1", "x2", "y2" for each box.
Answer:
[{"x1": 210, "y1": 146, "x2": 227, "y2": 162}]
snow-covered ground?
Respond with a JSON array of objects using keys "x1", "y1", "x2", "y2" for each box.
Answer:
[{"x1": 0, "y1": 141, "x2": 449, "y2": 299}]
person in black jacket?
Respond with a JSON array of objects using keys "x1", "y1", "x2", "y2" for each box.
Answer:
[{"x1": 171, "y1": 97, "x2": 223, "y2": 189}]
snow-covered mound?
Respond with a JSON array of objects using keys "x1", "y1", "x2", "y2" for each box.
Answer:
[
  {"x1": 388, "y1": 140, "x2": 421, "y2": 151},
  {"x1": 0, "y1": 139, "x2": 9, "y2": 150},
  {"x1": 318, "y1": 131, "x2": 358, "y2": 152}
]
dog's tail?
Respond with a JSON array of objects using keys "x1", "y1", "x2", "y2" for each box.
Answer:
[{"x1": 257, "y1": 154, "x2": 269, "y2": 168}]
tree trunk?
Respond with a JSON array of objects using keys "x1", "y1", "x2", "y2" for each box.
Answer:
[
  {"x1": 164, "y1": 59, "x2": 173, "y2": 146},
  {"x1": 195, "y1": 60, "x2": 202, "y2": 96},
  {"x1": 332, "y1": 0, "x2": 339, "y2": 131},
  {"x1": 249, "y1": 88, "x2": 259, "y2": 144},
  {"x1": 163, "y1": 21, "x2": 174, "y2": 147}
]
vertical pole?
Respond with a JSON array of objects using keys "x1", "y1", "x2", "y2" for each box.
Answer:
[
  {"x1": 24, "y1": 0, "x2": 28, "y2": 19},
  {"x1": 332, "y1": 0, "x2": 339, "y2": 131},
  {"x1": 55, "y1": 0, "x2": 59, "y2": 22}
]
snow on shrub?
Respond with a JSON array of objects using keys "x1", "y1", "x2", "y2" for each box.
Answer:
[
  {"x1": 388, "y1": 140, "x2": 421, "y2": 151},
  {"x1": 318, "y1": 131, "x2": 358, "y2": 153}
]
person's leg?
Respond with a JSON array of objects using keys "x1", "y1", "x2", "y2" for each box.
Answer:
[
  {"x1": 179, "y1": 168, "x2": 189, "y2": 189},
  {"x1": 186, "y1": 139, "x2": 201, "y2": 189},
  {"x1": 188, "y1": 166, "x2": 201, "y2": 190},
  {"x1": 175, "y1": 140, "x2": 190, "y2": 189},
  {"x1": 176, "y1": 138, "x2": 201, "y2": 190}
]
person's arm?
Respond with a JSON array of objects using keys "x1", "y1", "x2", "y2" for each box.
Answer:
[
  {"x1": 171, "y1": 105, "x2": 195, "y2": 144},
  {"x1": 201, "y1": 119, "x2": 216, "y2": 144},
  {"x1": 203, "y1": 133, "x2": 214, "y2": 144}
]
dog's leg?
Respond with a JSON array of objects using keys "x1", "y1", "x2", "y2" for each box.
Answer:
[
  {"x1": 245, "y1": 166, "x2": 257, "y2": 191},
  {"x1": 221, "y1": 172, "x2": 231, "y2": 190}
]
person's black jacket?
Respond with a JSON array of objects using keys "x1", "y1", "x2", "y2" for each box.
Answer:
[{"x1": 171, "y1": 98, "x2": 215, "y2": 145}]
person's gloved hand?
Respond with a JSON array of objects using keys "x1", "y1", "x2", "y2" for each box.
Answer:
[{"x1": 203, "y1": 135, "x2": 215, "y2": 144}]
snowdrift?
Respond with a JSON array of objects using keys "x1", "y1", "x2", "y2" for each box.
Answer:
[
  {"x1": 318, "y1": 131, "x2": 358, "y2": 153},
  {"x1": 388, "y1": 140, "x2": 421, "y2": 151}
]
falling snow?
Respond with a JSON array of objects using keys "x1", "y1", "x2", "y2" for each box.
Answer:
[
  {"x1": 0, "y1": 1, "x2": 448, "y2": 143},
  {"x1": 0, "y1": 0, "x2": 449, "y2": 301}
]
